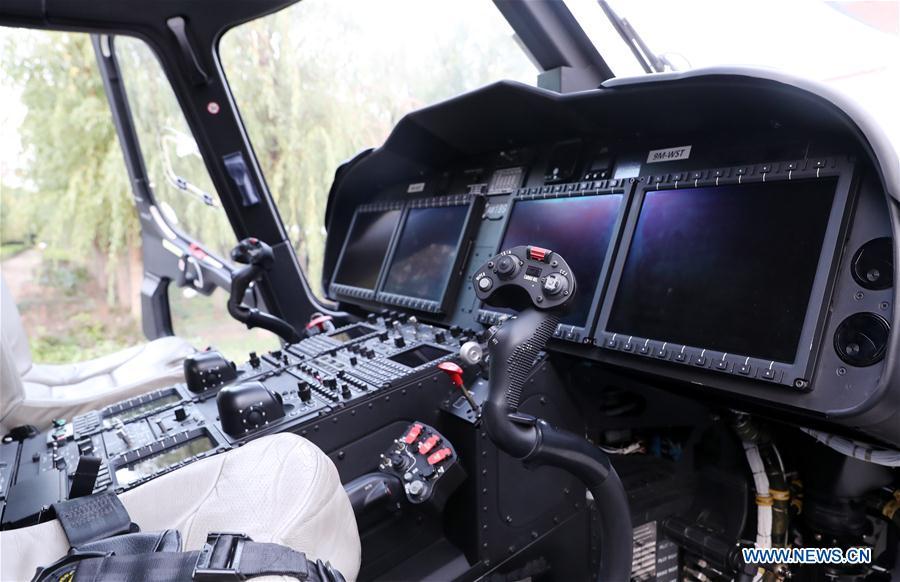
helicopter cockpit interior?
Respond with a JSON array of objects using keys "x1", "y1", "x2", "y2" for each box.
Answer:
[{"x1": 0, "y1": 1, "x2": 898, "y2": 581}]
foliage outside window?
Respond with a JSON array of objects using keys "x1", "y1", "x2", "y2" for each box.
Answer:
[
  {"x1": 1, "y1": 30, "x2": 145, "y2": 361},
  {"x1": 219, "y1": 0, "x2": 536, "y2": 297}
]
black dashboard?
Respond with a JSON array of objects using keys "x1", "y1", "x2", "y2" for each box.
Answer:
[{"x1": 322, "y1": 78, "x2": 898, "y2": 446}]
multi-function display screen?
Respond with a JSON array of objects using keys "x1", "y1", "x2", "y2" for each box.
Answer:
[
  {"x1": 333, "y1": 209, "x2": 402, "y2": 291},
  {"x1": 389, "y1": 345, "x2": 452, "y2": 368},
  {"x1": 106, "y1": 392, "x2": 180, "y2": 423},
  {"x1": 500, "y1": 194, "x2": 624, "y2": 327},
  {"x1": 328, "y1": 324, "x2": 374, "y2": 343},
  {"x1": 382, "y1": 205, "x2": 470, "y2": 302},
  {"x1": 607, "y1": 178, "x2": 837, "y2": 363},
  {"x1": 114, "y1": 435, "x2": 215, "y2": 486}
]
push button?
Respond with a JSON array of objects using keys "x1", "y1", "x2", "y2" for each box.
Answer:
[
  {"x1": 527, "y1": 246, "x2": 550, "y2": 262},
  {"x1": 738, "y1": 363, "x2": 752, "y2": 375},
  {"x1": 693, "y1": 355, "x2": 707, "y2": 367},
  {"x1": 715, "y1": 359, "x2": 729, "y2": 371},
  {"x1": 761, "y1": 367, "x2": 776, "y2": 380},
  {"x1": 674, "y1": 352, "x2": 687, "y2": 363}
]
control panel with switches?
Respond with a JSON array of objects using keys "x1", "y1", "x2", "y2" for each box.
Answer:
[{"x1": 378, "y1": 421, "x2": 464, "y2": 510}]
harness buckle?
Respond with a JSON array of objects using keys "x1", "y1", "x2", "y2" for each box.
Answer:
[{"x1": 193, "y1": 532, "x2": 250, "y2": 581}]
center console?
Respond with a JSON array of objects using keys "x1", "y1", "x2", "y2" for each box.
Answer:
[{"x1": 0, "y1": 313, "x2": 472, "y2": 528}]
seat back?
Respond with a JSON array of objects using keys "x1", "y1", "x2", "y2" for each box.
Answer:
[
  {"x1": 0, "y1": 274, "x2": 33, "y2": 376},
  {"x1": 0, "y1": 341, "x2": 26, "y2": 434}
]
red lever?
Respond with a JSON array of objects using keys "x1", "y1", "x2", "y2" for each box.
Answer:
[
  {"x1": 418, "y1": 434, "x2": 441, "y2": 455},
  {"x1": 403, "y1": 423, "x2": 423, "y2": 445},
  {"x1": 437, "y1": 362, "x2": 464, "y2": 389},
  {"x1": 427, "y1": 447, "x2": 452, "y2": 465},
  {"x1": 306, "y1": 314, "x2": 333, "y2": 331}
]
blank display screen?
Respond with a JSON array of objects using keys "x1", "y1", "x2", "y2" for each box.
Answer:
[
  {"x1": 383, "y1": 205, "x2": 469, "y2": 302},
  {"x1": 607, "y1": 178, "x2": 837, "y2": 363},
  {"x1": 500, "y1": 194, "x2": 623, "y2": 326},
  {"x1": 389, "y1": 345, "x2": 452, "y2": 368},
  {"x1": 328, "y1": 325, "x2": 375, "y2": 343},
  {"x1": 334, "y1": 209, "x2": 402, "y2": 291}
]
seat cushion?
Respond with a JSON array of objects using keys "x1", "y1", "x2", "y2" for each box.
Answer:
[{"x1": 0, "y1": 433, "x2": 361, "y2": 581}]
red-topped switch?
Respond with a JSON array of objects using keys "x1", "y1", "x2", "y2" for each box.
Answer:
[
  {"x1": 418, "y1": 434, "x2": 441, "y2": 455},
  {"x1": 527, "y1": 245, "x2": 551, "y2": 262},
  {"x1": 403, "y1": 423, "x2": 423, "y2": 445},
  {"x1": 437, "y1": 362, "x2": 464, "y2": 389},
  {"x1": 306, "y1": 314, "x2": 333, "y2": 332},
  {"x1": 427, "y1": 447, "x2": 452, "y2": 465}
]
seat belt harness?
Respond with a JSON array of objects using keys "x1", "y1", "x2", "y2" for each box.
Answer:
[{"x1": 34, "y1": 532, "x2": 346, "y2": 582}]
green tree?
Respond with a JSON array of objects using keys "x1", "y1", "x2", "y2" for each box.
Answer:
[{"x1": 1, "y1": 32, "x2": 139, "y2": 302}]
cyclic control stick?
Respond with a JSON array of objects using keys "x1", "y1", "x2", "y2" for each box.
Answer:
[{"x1": 473, "y1": 245, "x2": 633, "y2": 581}]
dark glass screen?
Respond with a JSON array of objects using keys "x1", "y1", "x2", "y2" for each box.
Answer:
[
  {"x1": 115, "y1": 435, "x2": 215, "y2": 486},
  {"x1": 607, "y1": 178, "x2": 837, "y2": 363},
  {"x1": 500, "y1": 194, "x2": 623, "y2": 326},
  {"x1": 389, "y1": 345, "x2": 452, "y2": 368},
  {"x1": 383, "y1": 205, "x2": 469, "y2": 301},
  {"x1": 333, "y1": 209, "x2": 402, "y2": 291},
  {"x1": 329, "y1": 325, "x2": 374, "y2": 343}
]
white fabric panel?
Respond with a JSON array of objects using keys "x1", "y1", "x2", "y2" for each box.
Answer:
[
  {"x1": 0, "y1": 274, "x2": 33, "y2": 375},
  {"x1": 0, "y1": 433, "x2": 361, "y2": 581},
  {"x1": 3, "y1": 336, "x2": 194, "y2": 430}
]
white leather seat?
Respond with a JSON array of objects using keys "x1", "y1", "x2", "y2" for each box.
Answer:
[
  {"x1": 1, "y1": 275, "x2": 194, "y2": 431},
  {"x1": 0, "y1": 433, "x2": 362, "y2": 581}
]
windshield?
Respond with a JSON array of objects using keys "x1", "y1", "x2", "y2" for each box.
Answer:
[
  {"x1": 219, "y1": 0, "x2": 536, "y2": 297},
  {"x1": 566, "y1": 0, "x2": 900, "y2": 142}
]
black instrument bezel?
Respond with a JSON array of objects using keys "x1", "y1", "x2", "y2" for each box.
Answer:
[
  {"x1": 478, "y1": 179, "x2": 630, "y2": 344},
  {"x1": 376, "y1": 194, "x2": 484, "y2": 314},
  {"x1": 329, "y1": 200, "x2": 405, "y2": 303},
  {"x1": 594, "y1": 157, "x2": 856, "y2": 389}
]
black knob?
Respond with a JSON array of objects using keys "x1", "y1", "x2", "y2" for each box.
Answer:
[
  {"x1": 378, "y1": 331, "x2": 389, "y2": 342},
  {"x1": 834, "y1": 312, "x2": 890, "y2": 367},
  {"x1": 341, "y1": 384, "x2": 352, "y2": 399},
  {"x1": 367, "y1": 313, "x2": 377, "y2": 323},
  {"x1": 174, "y1": 407, "x2": 188, "y2": 422},
  {"x1": 365, "y1": 348, "x2": 376, "y2": 359},
  {"x1": 323, "y1": 377, "x2": 337, "y2": 389},
  {"x1": 449, "y1": 325, "x2": 462, "y2": 338},
  {"x1": 349, "y1": 356, "x2": 358, "y2": 366},
  {"x1": 244, "y1": 409, "x2": 264, "y2": 427},
  {"x1": 249, "y1": 352, "x2": 260, "y2": 368},
  {"x1": 394, "y1": 336, "x2": 406, "y2": 348},
  {"x1": 495, "y1": 255, "x2": 519, "y2": 279},
  {"x1": 298, "y1": 382, "x2": 312, "y2": 402},
  {"x1": 542, "y1": 273, "x2": 568, "y2": 296},
  {"x1": 434, "y1": 331, "x2": 446, "y2": 344},
  {"x1": 852, "y1": 237, "x2": 893, "y2": 291}
]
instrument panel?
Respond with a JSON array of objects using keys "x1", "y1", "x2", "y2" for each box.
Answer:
[{"x1": 322, "y1": 79, "x2": 897, "y2": 445}]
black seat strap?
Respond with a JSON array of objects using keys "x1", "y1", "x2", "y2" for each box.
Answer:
[
  {"x1": 34, "y1": 532, "x2": 346, "y2": 582},
  {"x1": 51, "y1": 492, "x2": 132, "y2": 547}
]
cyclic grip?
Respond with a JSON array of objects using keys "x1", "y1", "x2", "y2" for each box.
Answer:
[{"x1": 473, "y1": 245, "x2": 576, "y2": 312}]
